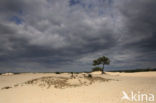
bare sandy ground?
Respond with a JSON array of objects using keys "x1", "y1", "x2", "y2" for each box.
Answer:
[{"x1": 0, "y1": 72, "x2": 156, "y2": 103}]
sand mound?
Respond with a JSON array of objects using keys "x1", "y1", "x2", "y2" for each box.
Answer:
[
  {"x1": 1, "y1": 72, "x2": 156, "y2": 103},
  {"x1": 1, "y1": 73, "x2": 14, "y2": 76},
  {"x1": 91, "y1": 71, "x2": 102, "y2": 74},
  {"x1": 1, "y1": 75, "x2": 110, "y2": 89}
]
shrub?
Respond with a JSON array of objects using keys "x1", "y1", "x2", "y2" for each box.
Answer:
[
  {"x1": 70, "y1": 72, "x2": 74, "y2": 78},
  {"x1": 92, "y1": 67, "x2": 102, "y2": 72},
  {"x1": 55, "y1": 72, "x2": 60, "y2": 74},
  {"x1": 88, "y1": 74, "x2": 92, "y2": 78}
]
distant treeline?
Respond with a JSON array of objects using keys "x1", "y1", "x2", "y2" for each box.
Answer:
[
  {"x1": 109, "y1": 68, "x2": 156, "y2": 73},
  {"x1": 0, "y1": 71, "x2": 90, "y2": 75},
  {"x1": 1, "y1": 68, "x2": 156, "y2": 75}
]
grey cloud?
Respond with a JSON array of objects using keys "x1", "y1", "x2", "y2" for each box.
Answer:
[{"x1": 0, "y1": 0, "x2": 156, "y2": 72}]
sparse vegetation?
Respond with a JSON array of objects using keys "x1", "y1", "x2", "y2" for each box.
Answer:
[
  {"x1": 1, "y1": 86, "x2": 12, "y2": 90},
  {"x1": 110, "y1": 68, "x2": 156, "y2": 73},
  {"x1": 1, "y1": 75, "x2": 112, "y2": 90}
]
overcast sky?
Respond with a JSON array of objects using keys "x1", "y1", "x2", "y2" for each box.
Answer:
[{"x1": 0, "y1": 0, "x2": 156, "y2": 72}]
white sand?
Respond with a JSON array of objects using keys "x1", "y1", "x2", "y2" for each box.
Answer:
[{"x1": 0, "y1": 72, "x2": 156, "y2": 103}]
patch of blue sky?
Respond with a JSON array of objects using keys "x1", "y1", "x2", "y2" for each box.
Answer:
[
  {"x1": 69, "y1": 0, "x2": 81, "y2": 6},
  {"x1": 9, "y1": 16, "x2": 23, "y2": 24},
  {"x1": 69, "y1": 0, "x2": 115, "y2": 17}
]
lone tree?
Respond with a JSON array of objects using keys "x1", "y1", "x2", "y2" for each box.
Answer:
[{"x1": 93, "y1": 56, "x2": 110, "y2": 74}]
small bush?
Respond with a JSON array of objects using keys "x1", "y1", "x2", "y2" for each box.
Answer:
[
  {"x1": 88, "y1": 74, "x2": 92, "y2": 78},
  {"x1": 70, "y1": 72, "x2": 74, "y2": 78},
  {"x1": 92, "y1": 67, "x2": 102, "y2": 72},
  {"x1": 55, "y1": 72, "x2": 60, "y2": 74}
]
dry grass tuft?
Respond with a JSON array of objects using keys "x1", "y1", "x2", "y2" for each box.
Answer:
[{"x1": 1, "y1": 86, "x2": 12, "y2": 90}]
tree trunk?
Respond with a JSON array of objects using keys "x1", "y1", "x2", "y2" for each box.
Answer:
[{"x1": 102, "y1": 64, "x2": 104, "y2": 74}]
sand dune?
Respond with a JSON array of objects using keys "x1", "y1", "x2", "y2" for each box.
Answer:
[{"x1": 0, "y1": 72, "x2": 156, "y2": 103}]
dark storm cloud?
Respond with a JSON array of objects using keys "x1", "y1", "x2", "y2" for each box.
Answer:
[
  {"x1": 0, "y1": 0, "x2": 156, "y2": 72},
  {"x1": 115, "y1": 0, "x2": 156, "y2": 68}
]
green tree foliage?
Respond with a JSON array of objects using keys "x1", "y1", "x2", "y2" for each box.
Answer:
[
  {"x1": 93, "y1": 56, "x2": 110, "y2": 74},
  {"x1": 92, "y1": 67, "x2": 103, "y2": 72}
]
